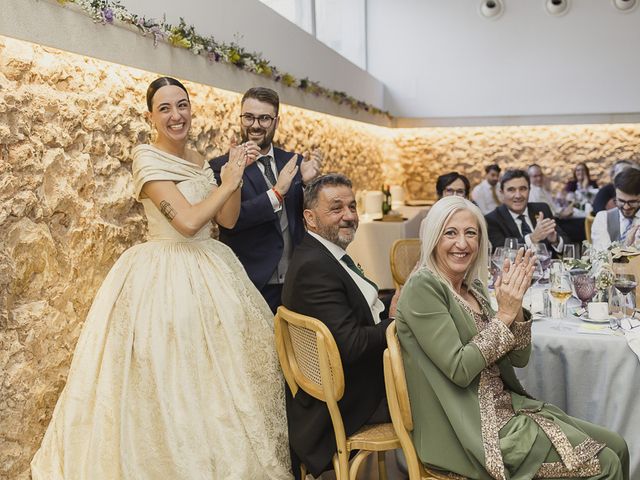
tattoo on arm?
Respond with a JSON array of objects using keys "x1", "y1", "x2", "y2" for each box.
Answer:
[{"x1": 159, "y1": 200, "x2": 176, "y2": 221}]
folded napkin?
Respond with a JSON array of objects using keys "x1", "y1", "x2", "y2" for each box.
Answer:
[{"x1": 622, "y1": 318, "x2": 640, "y2": 362}]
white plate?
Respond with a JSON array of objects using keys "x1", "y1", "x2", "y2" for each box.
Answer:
[{"x1": 580, "y1": 316, "x2": 610, "y2": 324}]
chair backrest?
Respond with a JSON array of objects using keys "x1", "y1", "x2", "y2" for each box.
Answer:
[
  {"x1": 585, "y1": 213, "x2": 595, "y2": 243},
  {"x1": 384, "y1": 320, "x2": 424, "y2": 479},
  {"x1": 390, "y1": 238, "x2": 422, "y2": 289},
  {"x1": 274, "y1": 306, "x2": 345, "y2": 402}
]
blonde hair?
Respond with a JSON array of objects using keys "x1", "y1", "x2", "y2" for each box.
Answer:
[{"x1": 417, "y1": 196, "x2": 489, "y2": 290}]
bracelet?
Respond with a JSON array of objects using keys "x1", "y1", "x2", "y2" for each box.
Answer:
[{"x1": 272, "y1": 187, "x2": 284, "y2": 204}]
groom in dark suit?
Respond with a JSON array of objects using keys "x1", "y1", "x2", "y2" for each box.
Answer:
[
  {"x1": 485, "y1": 169, "x2": 569, "y2": 256},
  {"x1": 282, "y1": 174, "x2": 393, "y2": 479},
  {"x1": 210, "y1": 87, "x2": 321, "y2": 312}
]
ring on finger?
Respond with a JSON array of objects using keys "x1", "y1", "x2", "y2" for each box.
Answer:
[{"x1": 236, "y1": 160, "x2": 244, "y2": 166}]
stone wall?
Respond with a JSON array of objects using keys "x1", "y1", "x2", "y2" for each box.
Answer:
[
  {"x1": 395, "y1": 125, "x2": 640, "y2": 201},
  {"x1": 0, "y1": 36, "x2": 389, "y2": 479},
  {"x1": 2, "y1": 34, "x2": 640, "y2": 479}
]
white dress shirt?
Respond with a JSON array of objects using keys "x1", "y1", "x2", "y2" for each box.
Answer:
[
  {"x1": 508, "y1": 207, "x2": 564, "y2": 253},
  {"x1": 591, "y1": 208, "x2": 640, "y2": 250},
  {"x1": 256, "y1": 144, "x2": 283, "y2": 213},
  {"x1": 308, "y1": 231, "x2": 384, "y2": 324},
  {"x1": 471, "y1": 179, "x2": 502, "y2": 215}
]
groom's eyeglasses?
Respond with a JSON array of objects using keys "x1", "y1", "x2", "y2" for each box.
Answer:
[{"x1": 240, "y1": 114, "x2": 277, "y2": 128}]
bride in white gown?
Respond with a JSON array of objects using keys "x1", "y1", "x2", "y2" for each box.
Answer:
[{"x1": 31, "y1": 77, "x2": 292, "y2": 479}]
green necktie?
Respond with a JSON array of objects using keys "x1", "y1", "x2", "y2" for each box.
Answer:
[{"x1": 341, "y1": 254, "x2": 379, "y2": 292}]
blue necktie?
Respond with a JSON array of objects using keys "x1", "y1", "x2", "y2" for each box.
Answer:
[{"x1": 621, "y1": 219, "x2": 634, "y2": 242}]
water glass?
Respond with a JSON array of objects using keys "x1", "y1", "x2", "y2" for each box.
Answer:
[
  {"x1": 573, "y1": 274, "x2": 596, "y2": 308},
  {"x1": 563, "y1": 244, "x2": 577, "y2": 270}
]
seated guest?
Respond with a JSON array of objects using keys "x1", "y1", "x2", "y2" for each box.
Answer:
[
  {"x1": 472, "y1": 164, "x2": 502, "y2": 214},
  {"x1": 591, "y1": 167, "x2": 640, "y2": 250},
  {"x1": 485, "y1": 169, "x2": 569, "y2": 255},
  {"x1": 282, "y1": 174, "x2": 392, "y2": 479},
  {"x1": 396, "y1": 195, "x2": 629, "y2": 479},
  {"x1": 593, "y1": 160, "x2": 637, "y2": 214},
  {"x1": 528, "y1": 164, "x2": 573, "y2": 218},
  {"x1": 565, "y1": 161, "x2": 599, "y2": 194},
  {"x1": 436, "y1": 171, "x2": 471, "y2": 199}
]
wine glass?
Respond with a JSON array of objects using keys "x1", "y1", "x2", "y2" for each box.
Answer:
[
  {"x1": 573, "y1": 273, "x2": 597, "y2": 309},
  {"x1": 490, "y1": 247, "x2": 505, "y2": 289},
  {"x1": 549, "y1": 270, "x2": 573, "y2": 322},
  {"x1": 562, "y1": 244, "x2": 577, "y2": 270},
  {"x1": 532, "y1": 243, "x2": 551, "y2": 284},
  {"x1": 613, "y1": 273, "x2": 638, "y2": 329}
]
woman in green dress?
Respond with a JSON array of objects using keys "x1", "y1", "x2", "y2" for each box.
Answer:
[{"x1": 395, "y1": 196, "x2": 628, "y2": 480}]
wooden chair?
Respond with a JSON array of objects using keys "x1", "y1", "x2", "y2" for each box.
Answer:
[
  {"x1": 585, "y1": 213, "x2": 595, "y2": 243},
  {"x1": 274, "y1": 306, "x2": 400, "y2": 480},
  {"x1": 383, "y1": 321, "x2": 466, "y2": 480},
  {"x1": 390, "y1": 238, "x2": 422, "y2": 290}
]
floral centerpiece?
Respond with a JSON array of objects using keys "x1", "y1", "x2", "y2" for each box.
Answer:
[{"x1": 569, "y1": 241, "x2": 640, "y2": 301}]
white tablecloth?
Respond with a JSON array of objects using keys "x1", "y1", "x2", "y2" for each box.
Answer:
[
  {"x1": 515, "y1": 316, "x2": 640, "y2": 480},
  {"x1": 347, "y1": 206, "x2": 428, "y2": 290}
]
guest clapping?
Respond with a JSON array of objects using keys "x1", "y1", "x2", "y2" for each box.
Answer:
[
  {"x1": 210, "y1": 87, "x2": 322, "y2": 312},
  {"x1": 395, "y1": 196, "x2": 629, "y2": 479},
  {"x1": 485, "y1": 169, "x2": 569, "y2": 255}
]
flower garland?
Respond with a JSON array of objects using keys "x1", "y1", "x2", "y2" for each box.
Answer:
[{"x1": 54, "y1": 0, "x2": 389, "y2": 117}]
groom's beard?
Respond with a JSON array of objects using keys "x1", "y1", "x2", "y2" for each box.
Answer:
[{"x1": 316, "y1": 220, "x2": 358, "y2": 250}]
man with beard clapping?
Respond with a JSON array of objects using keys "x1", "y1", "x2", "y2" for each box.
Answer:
[{"x1": 210, "y1": 87, "x2": 322, "y2": 312}]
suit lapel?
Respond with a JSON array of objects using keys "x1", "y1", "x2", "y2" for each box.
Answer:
[
  {"x1": 244, "y1": 161, "x2": 268, "y2": 193},
  {"x1": 499, "y1": 205, "x2": 522, "y2": 240},
  {"x1": 303, "y1": 235, "x2": 376, "y2": 325}
]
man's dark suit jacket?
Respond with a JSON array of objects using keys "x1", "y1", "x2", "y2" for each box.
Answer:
[
  {"x1": 209, "y1": 147, "x2": 305, "y2": 291},
  {"x1": 281, "y1": 233, "x2": 392, "y2": 478},
  {"x1": 485, "y1": 202, "x2": 570, "y2": 256}
]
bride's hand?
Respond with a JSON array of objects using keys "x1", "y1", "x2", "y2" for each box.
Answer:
[{"x1": 221, "y1": 145, "x2": 246, "y2": 191}]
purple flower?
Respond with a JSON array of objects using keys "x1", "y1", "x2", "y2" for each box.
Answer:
[{"x1": 102, "y1": 8, "x2": 114, "y2": 24}]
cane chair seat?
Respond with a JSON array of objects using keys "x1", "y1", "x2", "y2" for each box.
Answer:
[{"x1": 275, "y1": 306, "x2": 400, "y2": 480}]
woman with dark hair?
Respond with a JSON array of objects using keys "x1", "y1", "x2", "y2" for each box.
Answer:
[
  {"x1": 565, "y1": 162, "x2": 599, "y2": 193},
  {"x1": 436, "y1": 171, "x2": 471, "y2": 199},
  {"x1": 32, "y1": 77, "x2": 293, "y2": 479}
]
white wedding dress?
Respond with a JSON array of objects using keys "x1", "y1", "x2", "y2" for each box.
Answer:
[{"x1": 31, "y1": 145, "x2": 292, "y2": 480}]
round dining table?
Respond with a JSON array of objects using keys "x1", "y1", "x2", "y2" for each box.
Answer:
[{"x1": 515, "y1": 314, "x2": 640, "y2": 480}]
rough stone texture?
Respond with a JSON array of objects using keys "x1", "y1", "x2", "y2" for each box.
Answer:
[
  {"x1": 0, "y1": 36, "x2": 388, "y2": 479},
  {"x1": 2, "y1": 35, "x2": 640, "y2": 480},
  {"x1": 394, "y1": 125, "x2": 640, "y2": 201}
]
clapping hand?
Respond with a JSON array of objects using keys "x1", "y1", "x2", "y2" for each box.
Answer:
[
  {"x1": 531, "y1": 211, "x2": 558, "y2": 244},
  {"x1": 222, "y1": 144, "x2": 248, "y2": 192},
  {"x1": 274, "y1": 154, "x2": 299, "y2": 196},
  {"x1": 301, "y1": 149, "x2": 323, "y2": 183},
  {"x1": 494, "y1": 248, "x2": 537, "y2": 326}
]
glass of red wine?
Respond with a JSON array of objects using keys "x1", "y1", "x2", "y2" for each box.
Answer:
[{"x1": 613, "y1": 273, "x2": 637, "y2": 329}]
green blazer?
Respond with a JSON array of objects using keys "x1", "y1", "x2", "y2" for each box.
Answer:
[{"x1": 396, "y1": 269, "x2": 535, "y2": 479}]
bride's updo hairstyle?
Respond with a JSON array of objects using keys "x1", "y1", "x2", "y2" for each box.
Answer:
[{"x1": 146, "y1": 77, "x2": 190, "y2": 111}]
